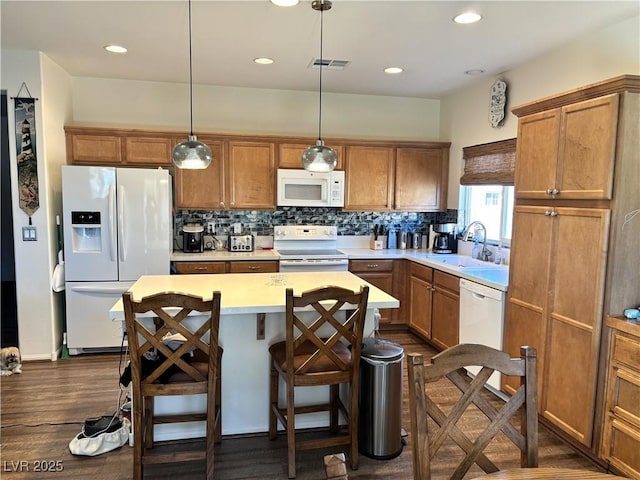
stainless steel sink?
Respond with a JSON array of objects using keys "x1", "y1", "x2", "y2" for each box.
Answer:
[{"x1": 423, "y1": 254, "x2": 503, "y2": 269}]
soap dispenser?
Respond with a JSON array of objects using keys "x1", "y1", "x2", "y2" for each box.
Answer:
[{"x1": 472, "y1": 239, "x2": 481, "y2": 260}]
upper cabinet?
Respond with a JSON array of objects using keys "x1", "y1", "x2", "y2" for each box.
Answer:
[
  {"x1": 514, "y1": 94, "x2": 619, "y2": 200},
  {"x1": 344, "y1": 144, "x2": 449, "y2": 211},
  {"x1": 65, "y1": 127, "x2": 450, "y2": 213},
  {"x1": 227, "y1": 141, "x2": 275, "y2": 209},
  {"x1": 278, "y1": 142, "x2": 344, "y2": 170},
  {"x1": 174, "y1": 139, "x2": 225, "y2": 210},
  {"x1": 65, "y1": 127, "x2": 173, "y2": 166}
]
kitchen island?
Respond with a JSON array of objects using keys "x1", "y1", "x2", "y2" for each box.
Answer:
[{"x1": 109, "y1": 271, "x2": 399, "y2": 441}]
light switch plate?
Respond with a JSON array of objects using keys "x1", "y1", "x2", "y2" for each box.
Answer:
[{"x1": 22, "y1": 226, "x2": 37, "y2": 241}]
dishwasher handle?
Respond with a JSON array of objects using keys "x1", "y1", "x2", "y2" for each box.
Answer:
[{"x1": 459, "y1": 278, "x2": 504, "y2": 301}]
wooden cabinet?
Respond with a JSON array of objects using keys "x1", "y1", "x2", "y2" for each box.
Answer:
[
  {"x1": 394, "y1": 147, "x2": 448, "y2": 211},
  {"x1": 66, "y1": 131, "x2": 123, "y2": 164},
  {"x1": 344, "y1": 145, "x2": 449, "y2": 211},
  {"x1": 408, "y1": 263, "x2": 433, "y2": 340},
  {"x1": 173, "y1": 260, "x2": 278, "y2": 274},
  {"x1": 349, "y1": 259, "x2": 394, "y2": 325},
  {"x1": 344, "y1": 146, "x2": 394, "y2": 210},
  {"x1": 430, "y1": 270, "x2": 459, "y2": 351},
  {"x1": 601, "y1": 317, "x2": 640, "y2": 478},
  {"x1": 505, "y1": 205, "x2": 610, "y2": 446},
  {"x1": 505, "y1": 76, "x2": 640, "y2": 456},
  {"x1": 173, "y1": 261, "x2": 226, "y2": 275},
  {"x1": 227, "y1": 141, "x2": 275, "y2": 209},
  {"x1": 174, "y1": 140, "x2": 225, "y2": 209},
  {"x1": 65, "y1": 127, "x2": 173, "y2": 166},
  {"x1": 278, "y1": 142, "x2": 344, "y2": 170},
  {"x1": 515, "y1": 94, "x2": 618, "y2": 200},
  {"x1": 228, "y1": 261, "x2": 278, "y2": 273}
]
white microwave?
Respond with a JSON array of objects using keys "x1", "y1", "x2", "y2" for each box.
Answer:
[{"x1": 277, "y1": 169, "x2": 345, "y2": 207}]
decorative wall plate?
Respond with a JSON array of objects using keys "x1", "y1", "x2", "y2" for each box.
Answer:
[{"x1": 489, "y1": 79, "x2": 508, "y2": 128}]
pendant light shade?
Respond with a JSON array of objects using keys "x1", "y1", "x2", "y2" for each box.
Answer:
[
  {"x1": 172, "y1": 0, "x2": 212, "y2": 170},
  {"x1": 302, "y1": 0, "x2": 337, "y2": 173}
]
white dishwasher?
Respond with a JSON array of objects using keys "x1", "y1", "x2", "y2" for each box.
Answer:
[{"x1": 459, "y1": 278, "x2": 506, "y2": 390}]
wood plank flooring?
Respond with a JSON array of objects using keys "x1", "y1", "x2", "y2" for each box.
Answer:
[{"x1": 1, "y1": 332, "x2": 605, "y2": 479}]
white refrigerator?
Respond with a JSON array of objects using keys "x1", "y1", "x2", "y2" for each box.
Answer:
[{"x1": 62, "y1": 166, "x2": 172, "y2": 354}]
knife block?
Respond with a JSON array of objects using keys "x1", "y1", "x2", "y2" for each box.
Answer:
[{"x1": 370, "y1": 238, "x2": 384, "y2": 250}]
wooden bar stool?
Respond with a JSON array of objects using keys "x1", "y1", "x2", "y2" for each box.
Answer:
[
  {"x1": 268, "y1": 285, "x2": 369, "y2": 478},
  {"x1": 123, "y1": 290, "x2": 222, "y2": 480}
]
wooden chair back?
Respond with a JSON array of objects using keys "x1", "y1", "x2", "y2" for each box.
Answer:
[
  {"x1": 407, "y1": 344, "x2": 538, "y2": 480},
  {"x1": 285, "y1": 285, "x2": 369, "y2": 384},
  {"x1": 123, "y1": 290, "x2": 221, "y2": 397}
]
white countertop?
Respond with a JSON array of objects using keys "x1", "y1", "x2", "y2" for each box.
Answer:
[
  {"x1": 110, "y1": 271, "x2": 399, "y2": 318},
  {"x1": 171, "y1": 248, "x2": 509, "y2": 292}
]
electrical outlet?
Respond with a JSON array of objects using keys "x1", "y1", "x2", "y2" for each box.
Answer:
[
  {"x1": 233, "y1": 223, "x2": 242, "y2": 234},
  {"x1": 207, "y1": 221, "x2": 215, "y2": 234},
  {"x1": 22, "y1": 226, "x2": 37, "y2": 241}
]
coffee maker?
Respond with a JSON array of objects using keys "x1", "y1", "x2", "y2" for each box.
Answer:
[
  {"x1": 431, "y1": 223, "x2": 457, "y2": 254},
  {"x1": 183, "y1": 223, "x2": 204, "y2": 253}
]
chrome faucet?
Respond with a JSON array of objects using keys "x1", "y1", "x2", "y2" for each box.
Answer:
[{"x1": 462, "y1": 221, "x2": 493, "y2": 261}]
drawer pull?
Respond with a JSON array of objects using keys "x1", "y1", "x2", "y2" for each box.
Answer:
[
  {"x1": 248, "y1": 266, "x2": 260, "y2": 270},
  {"x1": 194, "y1": 266, "x2": 207, "y2": 271},
  {"x1": 367, "y1": 264, "x2": 379, "y2": 268}
]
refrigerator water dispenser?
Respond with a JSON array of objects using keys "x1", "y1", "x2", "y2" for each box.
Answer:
[{"x1": 71, "y1": 211, "x2": 102, "y2": 252}]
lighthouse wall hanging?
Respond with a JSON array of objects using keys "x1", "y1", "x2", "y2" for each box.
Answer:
[{"x1": 13, "y1": 83, "x2": 39, "y2": 221}]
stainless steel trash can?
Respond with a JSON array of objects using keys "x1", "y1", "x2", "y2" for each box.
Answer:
[{"x1": 358, "y1": 337, "x2": 404, "y2": 459}]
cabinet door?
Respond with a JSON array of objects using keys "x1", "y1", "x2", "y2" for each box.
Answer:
[
  {"x1": 409, "y1": 275, "x2": 433, "y2": 340},
  {"x1": 175, "y1": 140, "x2": 225, "y2": 209},
  {"x1": 125, "y1": 136, "x2": 173, "y2": 165},
  {"x1": 542, "y1": 207, "x2": 610, "y2": 446},
  {"x1": 395, "y1": 147, "x2": 448, "y2": 211},
  {"x1": 344, "y1": 146, "x2": 394, "y2": 210},
  {"x1": 278, "y1": 142, "x2": 343, "y2": 170},
  {"x1": 431, "y1": 271, "x2": 459, "y2": 350},
  {"x1": 66, "y1": 133, "x2": 123, "y2": 164},
  {"x1": 514, "y1": 109, "x2": 560, "y2": 199},
  {"x1": 227, "y1": 141, "x2": 275, "y2": 209},
  {"x1": 349, "y1": 260, "x2": 394, "y2": 324},
  {"x1": 503, "y1": 206, "x2": 553, "y2": 396},
  {"x1": 557, "y1": 94, "x2": 618, "y2": 200}
]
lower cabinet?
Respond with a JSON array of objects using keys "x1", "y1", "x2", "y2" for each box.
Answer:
[
  {"x1": 349, "y1": 259, "x2": 397, "y2": 326},
  {"x1": 601, "y1": 317, "x2": 640, "y2": 478},
  {"x1": 431, "y1": 271, "x2": 460, "y2": 350},
  {"x1": 173, "y1": 260, "x2": 278, "y2": 274},
  {"x1": 408, "y1": 263, "x2": 433, "y2": 340}
]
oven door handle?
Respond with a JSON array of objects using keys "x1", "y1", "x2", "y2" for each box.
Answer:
[{"x1": 279, "y1": 259, "x2": 348, "y2": 267}]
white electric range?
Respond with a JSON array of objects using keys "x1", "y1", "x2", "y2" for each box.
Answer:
[{"x1": 273, "y1": 225, "x2": 348, "y2": 272}]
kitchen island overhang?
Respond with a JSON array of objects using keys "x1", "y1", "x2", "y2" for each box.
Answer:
[{"x1": 109, "y1": 271, "x2": 399, "y2": 441}]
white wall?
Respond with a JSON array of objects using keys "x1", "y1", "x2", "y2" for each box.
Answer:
[
  {"x1": 71, "y1": 78, "x2": 440, "y2": 141},
  {"x1": 441, "y1": 15, "x2": 640, "y2": 209},
  {"x1": 1, "y1": 50, "x2": 72, "y2": 360}
]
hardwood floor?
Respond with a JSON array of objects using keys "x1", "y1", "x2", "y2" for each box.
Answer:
[{"x1": 1, "y1": 332, "x2": 603, "y2": 479}]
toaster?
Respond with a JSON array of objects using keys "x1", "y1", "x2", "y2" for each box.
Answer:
[{"x1": 227, "y1": 234, "x2": 254, "y2": 252}]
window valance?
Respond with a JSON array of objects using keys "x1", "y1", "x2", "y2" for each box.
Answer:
[{"x1": 460, "y1": 138, "x2": 516, "y2": 185}]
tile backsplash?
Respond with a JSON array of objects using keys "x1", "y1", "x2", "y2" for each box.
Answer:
[{"x1": 176, "y1": 207, "x2": 458, "y2": 236}]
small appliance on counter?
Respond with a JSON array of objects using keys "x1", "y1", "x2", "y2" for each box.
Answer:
[
  {"x1": 432, "y1": 223, "x2": 458, "y2": 254},
  {"x1": 183, "y1": 223, "x2": 204, "y2": 253},
  {"x1": 228, "y1": 234, "x2": 254, "y2": 252}
]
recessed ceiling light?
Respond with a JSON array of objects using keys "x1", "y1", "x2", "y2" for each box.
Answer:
[
  {"x1": 384, "y1": 67, "x2": 404, "y2": 75},
  {"x1": 453, "y1": 12, "x2": 482, "y2": 24},
  {"x1": 254, "y1": 57, "x2": 275, "y2": 65},
  {"x1": 464, "y1": 69, "x2": 486, "y2": 76},
  {"x1": 104, "y1": 45, "x2": 127, "y2": 54},
  {"x1": 270, "y1": 0, "x2": 299, "y2": 6}
]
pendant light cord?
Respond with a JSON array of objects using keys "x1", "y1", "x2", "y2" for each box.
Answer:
[
  {"x1": 318, "y1": 3, "x2": 324, "y2": 142},
  {"x1": 188, "y1": 0, "x2": 194, "y2": 137}
]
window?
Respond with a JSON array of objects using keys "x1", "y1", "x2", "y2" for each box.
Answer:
[{"x1": 461, "y1": 185, "x2": 514, "y2": 244}]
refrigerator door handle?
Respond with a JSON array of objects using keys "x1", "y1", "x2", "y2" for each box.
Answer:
[
  {"x1": 69, "y1": 285, "x2": 128, "y2": 294},
  {"x1": 108, "y1": 183, "x2": 117, "y2": 262},
  {"x1": 118, "y1": 185, "x2": 126, "y2": 262}
]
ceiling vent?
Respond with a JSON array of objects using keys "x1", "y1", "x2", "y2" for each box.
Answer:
[{"x1": 309, "y1": 58, "x2": 350, "y2": 70}]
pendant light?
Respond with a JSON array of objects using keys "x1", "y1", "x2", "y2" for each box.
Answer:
[
  {"x1": 302, "y1": 0, "x2": 337, "y2": 173},
  {"x1": 172, "y1": 0, "x2": 212, "y2": 169}
]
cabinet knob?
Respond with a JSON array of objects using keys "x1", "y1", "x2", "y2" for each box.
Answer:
[
  {"x1": 549, "y1": 210, "x2": 558, "y2": 217},
  {"x1": 219, "y1": 202, "x2": 225, "y2": 208},
  {"x1": 551, "y1": 188, "x2": 560, "y2": 195},
  {"x1": 546, "y1": 189, "x2": 553, "y2": 195},
  {"x1": 544, "y1": 210, "x2": 552, "y2": 216}
]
